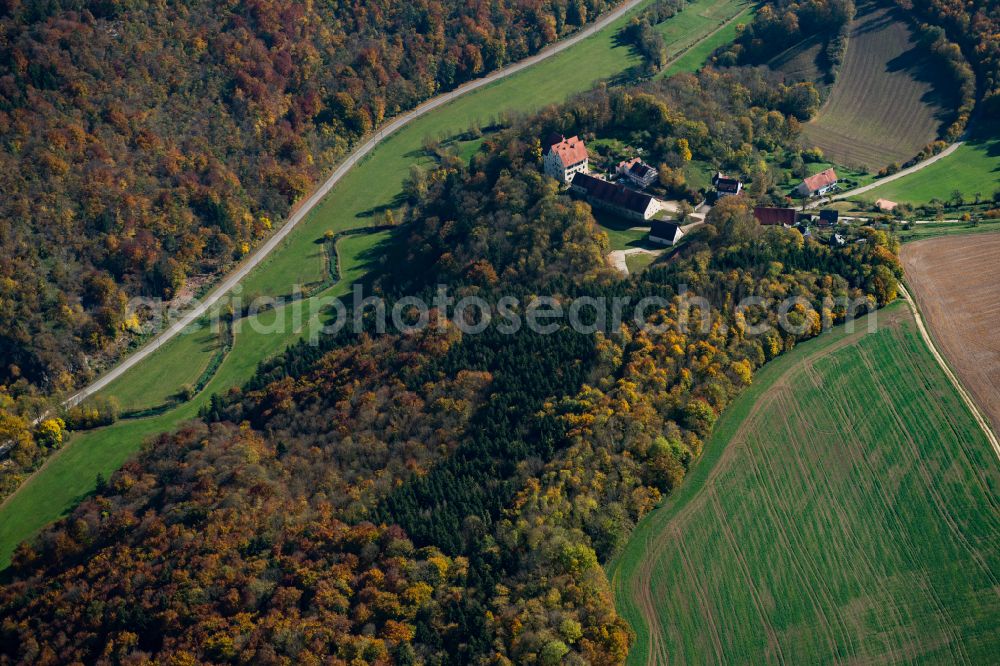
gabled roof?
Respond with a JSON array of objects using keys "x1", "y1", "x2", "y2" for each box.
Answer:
[
  {"x1": 713, "y1": 172, "x2": 742, "y2": 193},
  {"x1": 801, "y1": 168, "x2": 838, "y2": 192},
  {"x1": 619, "y1": 157, "x2": 656, "y2": 180},
  {"x1": 819, "y1": 209, "x2": 839, "y2": 223},
  {"x1": 650, "y1": 219, "x2": 682, "y2": 240},
  {"x1": 754, "y1": 206, "x2": 797, "y2": 226},
  {"x1": 548, "y1": 135, "x2": 588, "y2": 166},
  {"x1": 542, "y1": 132, "x2": 565, "y2": 153},
  {"x1": 573, "y1": 173, "x2": 655, "y2": 214}
]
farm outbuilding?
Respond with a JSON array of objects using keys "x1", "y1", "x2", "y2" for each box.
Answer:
[
  {"x1": 754, "y1": 206, "x2": 798, "y2": 227},
  {"x1": 649, "y1": 220, "x2": 685, "y2": 246},
  {"x1": 617, "y1": 157, "x2": 658, "y2": 189},
  {"x1": 571, "y1": 173, "x2": 661, "y2": 221},
  {"x1": 712, "y1": 172, "x2": 743, "y2": 197}
]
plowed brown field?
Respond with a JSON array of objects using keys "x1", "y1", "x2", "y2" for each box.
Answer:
[
  {"x1": 801, "y1": 1, "x2": 953, "y2": 170},
  {"x1": 901, "y1": 233, "x2": 1000, "y2": 438}
]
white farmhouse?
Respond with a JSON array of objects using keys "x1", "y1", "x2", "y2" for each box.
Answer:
[{"x1": 796, "y1": 168, "x2": 838, "y2": 197}]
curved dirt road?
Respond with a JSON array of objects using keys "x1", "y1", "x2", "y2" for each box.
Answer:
[{"x1": 62, "y1": 0, "x2": 647, "y2": 409}]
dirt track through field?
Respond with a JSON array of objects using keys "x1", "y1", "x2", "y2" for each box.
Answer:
[{"x1": 901, "y1": 233, "x2": 1000, "y2": 443}]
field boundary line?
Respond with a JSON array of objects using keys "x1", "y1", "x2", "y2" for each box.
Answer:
[
  {"x1": 898, "y1": 284, "x2": 1000, "y2": 460},
  {"x1": 661, "y1": 3, "x2": 753, "y2": 71}
]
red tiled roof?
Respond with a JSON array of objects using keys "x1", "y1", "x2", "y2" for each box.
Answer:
[
  {"x1": 542, "y1": 132, "x2": 565, "y2": 152},
  {"x1": 801, "y1": 168, "x2": 838, "y2": 192},
  {"x1": 754, "y1": 206, "x2": 797, "y2": 226},
  {"x1": 550, "y1": 135, "x2": 588, "y2": 167}
]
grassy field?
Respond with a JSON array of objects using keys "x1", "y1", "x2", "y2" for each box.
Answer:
[
  {"x1": 856, "y1": 136, "x2": 1000, "y2": 206},
  {"x1": 0, "y1": 0, "x2": 749, "y2": 569},
  {"x1": 801, "y1": 1, "x2": 955, "y2": 171},
  {"x1": 610, "y1": 303, "x2": 1000, "y2": 664},
  {"x1": 594, "y1": 211, "x2": 656, "y2": 251},
  {"x1": 659, "y1": 1, "x2": 755, "y2": 76},
  {"x1": 102, "y1": 320, "x2": 221, "y2": 412},
  {"x1": 625, "y1": 252, "x2": 658, "y2": 273}
]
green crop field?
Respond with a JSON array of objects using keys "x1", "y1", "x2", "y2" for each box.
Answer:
[
  {"x1": 899, "y1": 217, "x2": 1000, "y2": 243},
  {"x1": 802, "y1": 1, "x2": 955, "y2": 171},
  {"x1": 609, "y1": 303, "x2": 1000, "y2": 664},
  {"x1": 0, "y1": 0, "x2": 748, "y2": 569},
  {"x1": 857, "y1": 136, "x2": 1000, "y2": 206}
]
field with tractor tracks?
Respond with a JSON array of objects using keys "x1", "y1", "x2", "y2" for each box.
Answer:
[
  {"x1": 801, "y1": 1, "x2": 955, "y2": 170},
  {"x1": 610, "y1": 303, "x2": 1000, "y2": 664},
  {"x1": 901, "y1": 233, "x2": 1000, "y2": 439}
]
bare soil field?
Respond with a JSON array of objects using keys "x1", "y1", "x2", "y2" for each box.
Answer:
[
  {"x1": 769, "y1": 34, "x2": 826, "y2": 85},
  {"x1": 801, "y1": 1, "x2": 954, "y2": 170},
  {"x1": 901, "y1": 233, "x2": 1000, "y2": 438}
]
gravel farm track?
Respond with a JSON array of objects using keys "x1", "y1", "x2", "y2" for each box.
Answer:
[{"x1": 901, "y1": 233, "x2": 1000, "y2": 443}]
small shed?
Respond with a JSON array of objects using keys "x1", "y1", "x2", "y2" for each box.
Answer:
[{"x1": 649, "y1": 220, "x2": 685, "y2": 246}]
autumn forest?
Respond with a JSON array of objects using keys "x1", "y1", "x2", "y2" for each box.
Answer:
[{"x1": 1, "y1": 0, "x2": 999, "y2": 663}]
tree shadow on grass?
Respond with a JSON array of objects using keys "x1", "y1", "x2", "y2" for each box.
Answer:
[{"x1": 355, "y1": 192, "x2": 408, "y2": 219}]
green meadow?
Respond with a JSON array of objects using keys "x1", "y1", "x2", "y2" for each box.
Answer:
[
  {"x1": 857, "y1": 136, "x2": 1000, "y2": 206},
  {"x1": 661, "y1": 3, "x2": 755, "y2": 76},
  {"x1": 103, "y1": 321, "x2": 222, "y2": 413}
]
